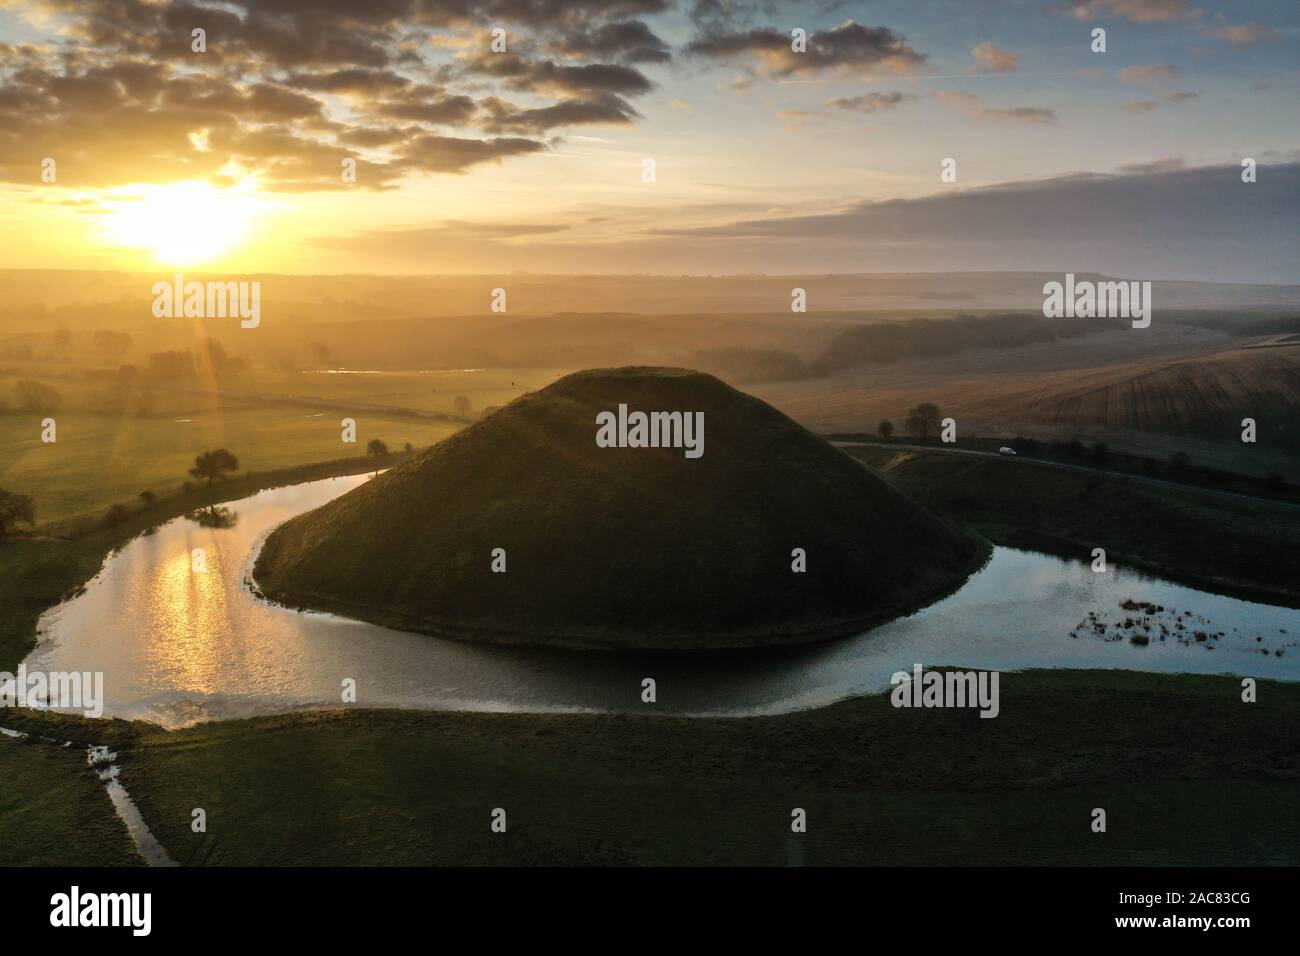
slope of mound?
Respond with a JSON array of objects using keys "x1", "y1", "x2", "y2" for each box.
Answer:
[{"x1": 253, "y1": 367, "x2": 986, "y2": 649}]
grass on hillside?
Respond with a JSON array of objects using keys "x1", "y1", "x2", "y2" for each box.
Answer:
[
  {"x1": 254, "y1": 368, "x2": 987, "y2": 649},
  {"x1": 0, "y1": 669, "x2": 1276, "y2": 866},
  {"x1": 845, "y1": 445, "x2": 1300, "y2": 607}
]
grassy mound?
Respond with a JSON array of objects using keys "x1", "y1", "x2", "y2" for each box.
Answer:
[{"x1": 254, "y1": 367, "x2": 985, "y2": 648}]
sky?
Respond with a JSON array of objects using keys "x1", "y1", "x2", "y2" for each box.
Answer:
[{"x1": 0, "y1": 0, "x2": 1296, "y2": 280}]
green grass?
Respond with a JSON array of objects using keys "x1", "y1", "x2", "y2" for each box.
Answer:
[
  {"x1": 0, "y1": 733, "x2": 141, "y2": 866},
  {"x1": 0, "y1": 406, "x2": 458, "y2": 525},
  {"x1": 845, "y1": 446, "x2": 1300, "y2": 607},
  {"x1": 234, "y1": 366, "x2": 567, "y2": 416},
  {"x1": 4, "y1": 668, "x2": 1297, "y2": 866},
  {"x1": 63, "y1": 669, "x2": 1294, "y2": 865}
]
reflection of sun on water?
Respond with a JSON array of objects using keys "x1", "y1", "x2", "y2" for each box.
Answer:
[
  {"x1": 102, "y1": 180, "x2": 265, "y2": 267},
  {"x1": 151, "y1": 541, "x2": 229, "y2": 693}
]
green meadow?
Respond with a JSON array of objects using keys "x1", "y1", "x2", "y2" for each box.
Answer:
[{"x1": 3, "y1": 670, "x2": 1297, "y2": 866}]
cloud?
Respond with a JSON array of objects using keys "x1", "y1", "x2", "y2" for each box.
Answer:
[
  {"x1": 686, "y1": 20, "x2": 926, "y2": 80},
  {"x1": 1117, "y1": 63, "x2": 1180, "y2": 84},
  {"x1": 0, "y1": 0, "x2": 669, "y2": 190},
  {"x1": 1207, "y1": 19, "x2": 1279, "y2": 44},
  {"x1": 936, "y1": 91, "x2": 1055, "y2": 124},
  {"x1": 968, "y1": 43, "x2": 1019, "y2": 73},
  {"x1": 393, "y1": 133, "x2": 547, "y2": 174},
  {"x1": 476, "y1": 93, "x2": 639, "y2": 134},
  {"x1": 550, "y1": 19, "x2": 671, "y2": 64},
  {"x1": 825, "y1": 91, "x2": 915, "y2": 113},
  {"x1": 635, "y1": 162, "x2": 1300, "y2": 282},
  {"x1": 1056, "y1": 0, "x2": 1196, "y2": 23},
  {"x1": 1123, "y1": 89, "x2": 1198, "y2": 112},
  {"x1": 369, "y1": 88, "x2": 478, "y2": 125},
  {"x1": 306, "y1": 162, "x2": 1300, "y2": 282},
  {"x1": 285, "y1": 69, "x2": 413, "y2": 95},
  {"x1": 1116, "y1": 157, "x2": 1185, "y2": 174},
  {"x1": 461, "y1": 51, "x2": 654, "y2": 97}
]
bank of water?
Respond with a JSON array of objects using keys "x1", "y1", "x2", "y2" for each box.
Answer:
[{"x1": 25, "y1": 474, "x2": 1300, "y2": 729}]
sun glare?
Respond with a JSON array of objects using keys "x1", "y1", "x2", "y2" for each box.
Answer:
[{"x1": 102, "y1": 180, "x2": 265, "y2": 267}]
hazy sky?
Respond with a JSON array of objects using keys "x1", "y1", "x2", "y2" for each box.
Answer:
[{"x1": 0, "y1": 0, "x2": 1296, "y2": 279}]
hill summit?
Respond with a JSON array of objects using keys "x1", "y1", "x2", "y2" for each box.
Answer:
[{"x1": 253, "y1": 368, "x2": 985, "y2": 649}]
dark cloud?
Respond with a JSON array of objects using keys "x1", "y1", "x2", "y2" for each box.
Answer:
[
  {"x1": 371, "y1": 89, "x2": 478, "y2": 125},
  {"x1": 463, "y1": 52, "x2": 653, "y2": 97},
  {"x1": 0, "y1": 0, "x2": 667, "y2": 189},
  {"x1": 284, "y1": 69, "x2": 414, "y2": 95},
  {"x1": 301, "y1": 163, "x2": 1300, "y2": 282},
  {"x1": 637, "y1": 162, "x2": 1299, "y2": 282},
  {"x1": 686, "y1": 19, "x2": 926, "y2": 79},
  {"x1": 477, "y1": 93, "x2": 638, "y2": 133},
  {"x1": 394, "y1": 133, "x2": 546, "y2": 174},
  {"x1": 162, "y1": 78, "x2": 328, "y2": 123},
  {"x1": 550, "y1": 19, "x2": 671, "y2": 64}
]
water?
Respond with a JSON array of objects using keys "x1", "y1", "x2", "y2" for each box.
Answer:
[
  {"x1": 26, "y1": 474, "x2": 1300, "y2": 729},
  {"x1": 0, "y1": 729, "x2": 175, "y2": 865},
  {"x1": 87, "y1": 744, "x2": 177, "y2": 867}
]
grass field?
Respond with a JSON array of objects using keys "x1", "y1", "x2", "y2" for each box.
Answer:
[
  {"x1": 0, "y1": 365, "x2": 569, "y2": 525},
  {"x1": 232, "y1": 366, "x2": 567, "y2": 416},
  {"x1": 845, "y1": 445, "x2": 1300, "y2": 607},
  {"x1": 0, "y1": 732, "x2": 141, "y2": 866},
  {"x1": 754, "y1": 336, "x2": 1300, "y2": 478},
  {"x1": 5, "y1": 669, "x2": 1296, "y2": 866},
  {"x1": 0, "y1": 406, "x2": 455, "y2": 525}
]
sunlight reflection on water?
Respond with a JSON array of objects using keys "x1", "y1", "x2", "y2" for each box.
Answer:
[{"x1": 27, "y1": 473, "x2": 1300, "y2": 729}]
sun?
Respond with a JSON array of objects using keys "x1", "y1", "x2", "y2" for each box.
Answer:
[{"x1": 101, "y1": 180, "x2": 266, "y2": 267}]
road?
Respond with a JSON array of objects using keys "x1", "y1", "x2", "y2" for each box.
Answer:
[{"x1": 832, "y1": 441, "x2": 1300, "y2": 515}]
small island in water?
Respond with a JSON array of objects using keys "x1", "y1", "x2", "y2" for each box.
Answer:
[{"x1": 253, "y1": 367, "x2": 986, "y2": 649}]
